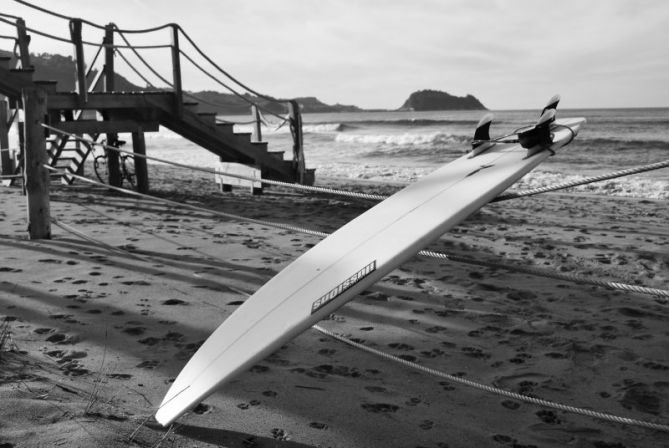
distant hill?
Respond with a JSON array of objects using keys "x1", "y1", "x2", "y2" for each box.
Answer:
[{"x1": 399, "y1": 89, "x2": 487, "y2": 111}]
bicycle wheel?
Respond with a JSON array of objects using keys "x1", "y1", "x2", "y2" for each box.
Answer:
[
  {"x1": 121, "y1": 155, "x2": 136, "y2": 188},
  {"x1": 93, "y1": 155, "x2": 109, "y2": 184}
]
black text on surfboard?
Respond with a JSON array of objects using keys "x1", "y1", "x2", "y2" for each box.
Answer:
[{"x1": 311, "y1": 261, "x2": 377, "y2": 314}]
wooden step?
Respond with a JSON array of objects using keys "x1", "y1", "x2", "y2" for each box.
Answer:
[
  {"x1": 56, "y1": 119, "x2": 160, "y2": 134},
  {"x1": 196, "y1": 112, "x2": 217, "y2": 124},
  {"x1": 34, "y1": 80, "x2": 58, "y2": 94},
  {"x1": 183, "y1": 101, "x2": 199, "y2": 112},
  {"x1": 9, "y1": 67, "x2": 34, "y2": 81},
  {"x1": 234, "y1": 132, "x2": 252, "y2": 142},
  {"x1": 215, "y1": 122, "x2": 234, "y2": 133},
  {"x1": 267, "y1": 151, "x2": 285, "y2": 161},
  {"x1": 0, "y1": 56, "x2": 12, "y2": 70},
  {"x1": 251, "y1": 141, "x2": 269, "y2": 152}
]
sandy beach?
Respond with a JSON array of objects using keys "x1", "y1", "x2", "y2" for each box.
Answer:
[{"x1": 1, "y1": 164, "x2": 668, "y2": 448}]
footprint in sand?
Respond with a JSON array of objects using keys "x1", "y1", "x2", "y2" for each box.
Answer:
[
  {"x1": 536, "y1": 410, "x2": 561, "y2": 425},
  {"x1": 45, "y1": 333, "x2": 78, "y2": 344},
  {"x1": 361, "y1": 403, "x2": 399, "y2": 413},
  {"x1": 618, "y1": 382, "x2": 661, "y2": 415},
  {"x1": 192, "y1": 403, "x2": 212, "y2": 415},
  {"x1": 162, "y1": 299, "x2": 187, "y2": 306},
  {"x1": 106, "y1": 373, "x2": 133, "y2": 380},
  {"x1": 138, "y1": 337, "x2": 160, "y2": 346},
  {"x1": 136, "y1": 360, "x2": 159, "y2": 369},
  {"x1": 122, "y1": 326, "x2": 146, "y2": 336},
  {"x1": 364, "y1": 386, "x2": 386, "y2": 393},
  {"x1": 419, "y1": 420, "x2": 434, "y2": 430}
]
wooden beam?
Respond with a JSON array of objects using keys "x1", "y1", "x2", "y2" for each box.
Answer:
[
  {"x1": 69, "y1": 19, "x2": 87, "y2": 105},
  {"x1": 57, "y1": 119, "x2": 159, "y2": 135},
  {"x1": 132, "y1": 129, "x2": 149, "y2": 193},
  {"x1": 104, "y1": 24, "x2": 115, "y2": 92},
  {"x1": 15, "y1": 19, "x2": 31, "y2": 69},
  {"x1": 170, "y1": 25, "x2": 184, "y2": 117},
  {"x1": 22, "y1": 87, "x2": 51, "y2": 239},
  {"x1": 46, "y1": 92, "x2": 174, "y2": 110},
  {"x1": 0, "y1": 100, "x2": 12, "y2": 177},
  {"x1": 251, "y1": 105, "x2": 262, "y2": 142},
  {"x1": 288, "y1": 100, "x2": 305, "y2": 184}
]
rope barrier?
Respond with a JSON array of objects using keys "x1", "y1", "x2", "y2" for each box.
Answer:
[
  {"x1": 11, "y1": 0, "x2": 173, "y2": 34},
  {"x1": 178, "y1": 49, "x2": 286, "y2": 121},
  {"x1": 494, "y1": 158, "x2": 669, "y2": 201},
  {"x1": 43, "y1": 165, "x2": 328, "y2": 239},
  {"x1": 312, "y1": 325, "x2": 669, "y2": 432},
  {"x1": 114, "y1": 48, "x2": 157, "y2": 89},
  {"x1": 51, "y1": 217, "x2": 148, "y2": 261},
  {"x1": 176, "y1": 26, "x2": 287, "y2": 106},
  {"x1": 43, "y1": 125, "x2": 388, "y2": 201},
  {"x1": 0, "y1": 12, "x2": 21, "y2": 20},
  {"x1": 4, "y1": 19, "x2": 171, "y2": 49},
  {"x1": 419, "y1": 250, "x2": 669, "y2": 300}
]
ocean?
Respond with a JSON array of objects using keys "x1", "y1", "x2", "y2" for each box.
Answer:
[{"x1": 145, "y1": 108, "x2": 669, "y2": 199}]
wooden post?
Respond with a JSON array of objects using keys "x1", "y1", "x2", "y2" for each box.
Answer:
[
  {"x1": 22, "y1": 88, "x2": 51, "y2": 239},
  {"x1": 17, "y1": 120, "x2": 25, "y2": 194},
  {"x1": 132, "y1": 129, "x2": 149, "y2": 193},
  {"x1": 69, "y1": 19, "x2": 87, "y2": 104},
  {"x1": 103, "y1": 24, "x2": 115, "y2": 92},
  {"x1": 170, "y1": 25, "x2": 184, "y2": 117},
  {"x1": 288, "y1": 100, "x2": 305, "y2": 184},
  {"x1": 251, "y1": 105, "x2": 262, "y2": 142},
  {"x1": 15, "y1": 18, "x2": 31, "y2": 69},
  {"x1": 0, "y1": 101, "x2": 12, "y2": 177},
  {"x1": 102, "y1": 24, "x2": 121, "y2": 187}
]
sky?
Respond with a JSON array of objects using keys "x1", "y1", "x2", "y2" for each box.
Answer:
[{"x1": 2, "y1": 0, "x2": 669, "y2": 110}]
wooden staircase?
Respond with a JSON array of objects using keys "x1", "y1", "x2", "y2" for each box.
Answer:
[{"x1": 0, "y1": 50, "x2": 315, "y2": 188}]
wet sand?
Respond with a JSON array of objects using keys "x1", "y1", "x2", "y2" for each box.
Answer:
[{"x1": 1, "y1": 164, "x2": 668, "y2": 447}]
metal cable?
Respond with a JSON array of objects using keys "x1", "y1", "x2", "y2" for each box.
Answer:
[{"x1": 313, "y1": 325, "x2": 669, "y2": 432}]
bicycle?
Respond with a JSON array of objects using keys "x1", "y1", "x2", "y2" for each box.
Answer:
[{"x1": 93, "y1": 139, "x2": 136, "y2": 189}]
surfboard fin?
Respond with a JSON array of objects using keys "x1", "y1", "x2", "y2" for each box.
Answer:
[
  {"x1": 469, "y1": 113, "x2": 495, "y2": 158},
  {"x1": 520, "y1": 108, "x2": 556, "y2": 156},
  {"x1": 541, "y1": 94, "x2": 561, "y2": 116}
]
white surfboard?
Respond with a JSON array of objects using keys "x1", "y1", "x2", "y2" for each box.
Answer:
[{"x1": 155, "y1": 110, "x2": 586, "y2": 426}]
